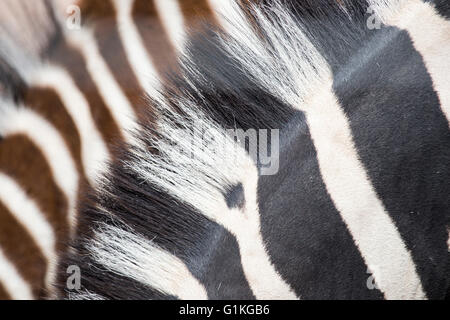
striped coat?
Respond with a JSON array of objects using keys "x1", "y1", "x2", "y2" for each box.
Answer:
[{"x1": 1, "y1": 0, "x2": 450, "y2": 300}]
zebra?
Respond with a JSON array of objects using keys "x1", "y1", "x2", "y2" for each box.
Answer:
[
  {"x1": 56, "y1": 0, "x2": 450, "y2": 300},
  {"x1": 1, "y1": 0, "x2": 450, "y2": 300},
  {"x1": 0, "y1": 0, "x2": 229, "y2": 299}
]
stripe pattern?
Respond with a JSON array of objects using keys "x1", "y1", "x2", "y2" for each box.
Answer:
[
  {"x1": 0, "y1": 0, "x2": 449, "y2": 300},
  {"x1": 59, "y1": 0, "x2": 449, "y2": 300}
]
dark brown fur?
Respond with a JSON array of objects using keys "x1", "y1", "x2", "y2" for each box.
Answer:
[
  {"x1": 0, "y1": 201, "x2": 47, "y2": 298},
  {"x1": 0, "y1": 135, "x2": 69, "y2": 243}
]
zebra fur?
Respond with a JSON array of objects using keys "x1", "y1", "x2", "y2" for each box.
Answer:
[{"x1": 57, "y1": 0, "x2": 450, "y2": 300}]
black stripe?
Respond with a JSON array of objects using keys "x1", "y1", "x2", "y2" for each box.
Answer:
[
  {"x1": 258, "y1": 112, "x2": 384, "y2": 299},
  {"x1": 131, "y1": 0, "x2": 180, "y2": 84},
  {"x1": 428, "y1": 0, "x2": 450, "y2": 19},
  {"x1": 85, "y1": 0, "x2": 147, "y2": 113}
]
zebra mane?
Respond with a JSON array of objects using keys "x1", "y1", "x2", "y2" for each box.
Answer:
[{"x1": 58, "y1": 0, "x2": 418, "y2": 299}]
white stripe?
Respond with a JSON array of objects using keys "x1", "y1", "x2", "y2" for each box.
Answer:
[
  {"x1": 0, "y1": 173, "x2": 57, "y2": 292},
  {"x1": 0, "y1": 103, "x2": 78, "y2": 232},
  {"x1": 66, "y1": 29, "x2": 137, "y2": 143},
  {"x1": 369, "y1": 0, "x2": 450, "y2": 125},
  {"x1": 299, "y1": 81, "x2": 426, "y2": 300},
  {"x1": 0, "y1": 247, "x2": 34, "y2": 300},
  {"x1": 154, "y1": 0, "x2": 186, "y2": 53},
  {"x1": 224, "y1": 165, "x2": 298, "y2": 300},
  {"x1": 90, "y1": 223, "x2": 207, "y2": 299},
  {"x1": 207, "y1": 0, "x2": 236, "y2": 33},
  {"x1": 31, "y1": 65, "x2": 110, "y2": 187},
  {"x1": 112, "y1": 0, "x2": 162, "y2": 96}
]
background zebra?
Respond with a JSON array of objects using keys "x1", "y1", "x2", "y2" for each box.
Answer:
[
  {"x1": 1, "y1": 0, "x2": 450, "y2": 300},
  {"x1": 0, "y1": 0, "x2": 233, "y2": 299}
]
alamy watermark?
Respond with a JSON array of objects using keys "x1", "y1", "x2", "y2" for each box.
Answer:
[
  {"x1": 366, "y1": 5, "x2": 382, "y2": 30},
  {"x1": 66, "y1": 265, "x2": 81, "y2": 290},
  {"x1": 170, "y1": 123, "x2": 280, "y2": 176},
  {"x1": 66, "y1": 5, "x2": 81, "y2": 30},
  {"x1": 366, "y1": 265, "x2": 381, "y2": 290}
]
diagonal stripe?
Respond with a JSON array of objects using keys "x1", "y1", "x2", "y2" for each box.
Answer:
[
  {"x1": 0, "y1": 173, "x2": 57, "y2": 293},
  {"x1": 80, "y1": 0, "x2": 147, "y2": 119},
  {"x1": 224, "y1": 171, "x2": 299, "y2": 300},
  {"x1": 0, "y1": 247, "x2": 33, "y2": 300},
  {"x1": 0, "y1": 103, "x2": 78, "y2": 233},
  {"x1": 66, "y1": 30, "x2": 137, "y2": 143},
  {"x1": 24, "y1": 86, "x2": 87, "y2": 188},
  {"x1": 112, "y1": 0, "x2": 162, "y2": 96},
  {"x1": 0, "y1": 134, "x2": 69, "y2": 241},
  {"x1": 298, "y1": 80, "x2": 426, "y2": 299},
  {"x1": 30, "y1": 66, "x2": 110, "y2": 186}
]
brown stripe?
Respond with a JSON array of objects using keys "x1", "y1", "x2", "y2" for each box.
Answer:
[
  {"x1": 0, "y1": 282, "x2": 12, "y2": 300},
  {"x1": 0, "y1": 200, "x2": 47, "y2": 298},
  {"x1": 24, "y1": 87, "x2": 87, "y2": 184},
  {"x1": 178, "y1": 0, "x2": 220, "y2": 29},
  {"x1": 46, "y1": 41, "x2": 125, "y2": 149},
  {"x1": 80, "y1": 0, "x2": 150, "y2": 116},
  {"x1": 0, "y1": 134, "x2": 68, "y2": 245},
  {"x1": 132, "y1": 0, "x2": 180, "y2": 79},
  {"x1": 23, "y1": 86, "x2": 90, "y2": 237}
]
